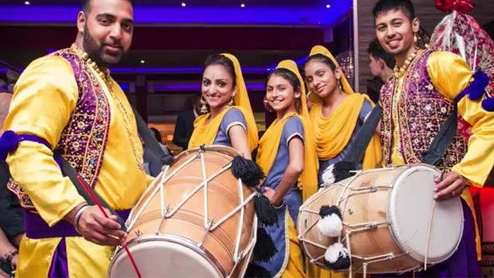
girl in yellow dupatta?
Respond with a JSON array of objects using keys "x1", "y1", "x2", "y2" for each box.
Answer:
[
  {"x1": 248, "y1": 60, "x2": 317, "y2": 278},
  {"x1": 188, "y1": 53, "x2": 258, "y2": 158},
  {"x1": 304, "y1": 45, "x2": 382, "y2": 185}
]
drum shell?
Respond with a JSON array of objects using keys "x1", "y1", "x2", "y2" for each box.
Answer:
[
  {"x1": 298, "y1": 165, "x2": 463, "y2": 274},
  {"x1": 109, "y1": 147, "x2": 256, "y2": 278}
]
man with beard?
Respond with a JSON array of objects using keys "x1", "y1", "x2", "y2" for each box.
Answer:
[
  {"x1": 374, "y1": 0, "x2": 494, "y2": 276},
  {"x1": 0, "y1": 0, "x2": 150, "y2": 277}
]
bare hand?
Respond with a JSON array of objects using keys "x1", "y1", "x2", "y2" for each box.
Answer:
[
  {"x1": 77, "y1": 206, "x2": 127, "y2": 246},
  {"x1": 263, "y1": 187, "x2": 282, "y2": 206},
  {"x1": 10, "y1": 254, "x2": 17, "y2": 270},
  {"x1": 434, "y1": 171, "x2": 466, "y2": 200},
  {"x1": 10, "y1": 255, "x2": 19, "y2": 269}
]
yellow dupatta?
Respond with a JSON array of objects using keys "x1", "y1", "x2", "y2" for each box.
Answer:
[
  {"x1": 307, "y1": 45, "x2": 382, "y2": 169},
  {"x1": 256, "y1": 60, "x2": 319, "y2": 201},
  {"x1": 188, "y1": 53, "x2": 258, "y2": 151}
]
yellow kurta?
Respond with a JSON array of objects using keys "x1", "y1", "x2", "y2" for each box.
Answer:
[
  {"x1": 390, "y1": 51, "x2": 494, "y2": 259},
  {"x1": 255, "y1": 60, "x2": 315, "y2": 278},
  {"x1": 189, "y1": 53, "x2": 258, "y2": 152},
  {"x1": 307, "y1": 45, "x2": 381, "y2": 174},
  {"x1": 4, "y1": 54, "x2": 149, "y2": 277}
]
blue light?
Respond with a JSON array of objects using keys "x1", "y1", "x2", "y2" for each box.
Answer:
[
  {"x1": 109, "y1": 67, "x2": 272, "y2": 74},
  {"x1": 152, "y1": 83, "x2": 265, "y2": 91},
  {"x1": 0, "y1": 3, "x2": 352, "y2": 26},
  {"x1": 118, "y1": 83, "x2": 130, "y2": 91}
]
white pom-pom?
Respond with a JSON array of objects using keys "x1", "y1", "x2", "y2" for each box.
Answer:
[
  {"x1": 317, "y1": 213, "x2": 343, "y2": 237},
  {"x1": 321, "y1": 164, "x2": 336, "y2": 184},
  {"x1": 324, "y1": 242, "x2": 349, "y2": 263}
]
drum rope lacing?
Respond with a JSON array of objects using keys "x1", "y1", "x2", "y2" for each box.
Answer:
[
  {"x1": 124, "y1": 147, "x2": 259, "y2": 275},
  {"x1": 300, "y1": 170, "x2": 419, "y2": 278}
]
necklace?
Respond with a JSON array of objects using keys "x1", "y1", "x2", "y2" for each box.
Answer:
[
  {"x1": 393, "y1": 47, "x2": 420, "y2": 78},
  {"x1": 72, "y1": 45, "x2": 145, "y2": 171}
]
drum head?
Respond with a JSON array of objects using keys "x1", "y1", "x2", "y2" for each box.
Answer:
[
  {"x1": 388, "y1": 165, "x2": 463, "y2": 264},
  {"x1": 108, "y1": 236, "x2": 224, "y2": 278}
]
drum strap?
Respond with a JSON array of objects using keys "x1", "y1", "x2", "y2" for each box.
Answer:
[
  {"x1": 342, "y1": 104, "x2": 383, "y2": 164},
  {"x1": 341, "y1": 104, "x2": 458, "y2": 166},
  {"x1": 331, "y1": 105, "x2": 383, "y2": 182},
  {"x1": 421, "y1": 105, "x2": 458, "y2": 166},
  {"x1": 0, "y1": 106, "x2": 171, "y2": 229},
  {"x1": 131, "y1": 105, "x2": 174, "y2": 170}
]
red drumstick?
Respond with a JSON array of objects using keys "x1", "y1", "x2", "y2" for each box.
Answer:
[{"x1": 77, "y1": 176, "x2": 142, "y2": 278}]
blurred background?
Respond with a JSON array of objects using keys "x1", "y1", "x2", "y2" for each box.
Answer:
[{"x1": 0, "y1": 0, "x2": 493, "y2": 155}]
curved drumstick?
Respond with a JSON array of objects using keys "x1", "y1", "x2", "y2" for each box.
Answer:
[{"x1": 77, "y1": 176, "x2": 142, "y2": 278}]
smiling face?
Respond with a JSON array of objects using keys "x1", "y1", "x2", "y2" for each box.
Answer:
[
  {"x1": 375, "y1": 8, "x2": 419, "y2": 57},
  {"x1": 78, "y1": 0, "x2": 134, "y2": 68},
  {"x1": 201, "y1": 64, "x2": 236, "y2": 112},
  {"x1": 266, "y1": 74, "x2": 300, "y2": 117},
  {"x1": 304, "y1": 59, "x2": 341, "y2": 100}
]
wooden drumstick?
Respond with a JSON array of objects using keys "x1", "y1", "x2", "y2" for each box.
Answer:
[
  {"x1": 424, "y1": 171, "x2": 443, "y2": 270},
  {"x1": 424, "y1": 201, "x2": 436, "y2": 270}
]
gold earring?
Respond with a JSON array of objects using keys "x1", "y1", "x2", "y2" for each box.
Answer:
[
  {"x1": 200, "y1": 96, "x2": 209, "y2": 114},
  {"x1": 228, "y1": 96, "x2": 234, "y2": 106},
  {"x1": 414, "y1": 33, "x2": 418, "y2": 43},
  {"x1": 263, "y1": 97, "x2": 273, "y2": 112},
  {"x1": 337, "y1": 79, "x2": 342, "y2": 90}
]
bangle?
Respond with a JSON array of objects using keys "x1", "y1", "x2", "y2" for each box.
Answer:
[
  {"x1": 74, "y1": 205, "x2": 90, "y2": 234},
  {"x1": 272, "y1": 200, "x2": 284, "y2": 209},
  {"x1": 4, "y1": 250, "x2": 18, "y2": 265}
]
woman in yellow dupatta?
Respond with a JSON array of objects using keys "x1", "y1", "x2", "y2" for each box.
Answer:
[
  {"x1": 304, "y1": 45, "x2": 382, "y2": 185},
  {"x1": 188, "y1": 53, "x2": 258, "y2": 158},
  {"x1": 248, "y1": 60, "x2": 317, "y2": 278}
]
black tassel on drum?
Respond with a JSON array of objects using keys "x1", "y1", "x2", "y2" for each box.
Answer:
[
  {"x1": 332, "y1": 161, "x2": 357, "y2": 182},
  {"x1": 253, "y1": 227, "x2": 277, "y2": 262},
  {"x1": 254, "y1": 194, "x2": 277, "y2": 225},
  {"x1": 245, "y1": 263, "x2": 271, "y2": 278},
  {"x1": 231, "y1": 155, "x2": 265, "y2": 187}
]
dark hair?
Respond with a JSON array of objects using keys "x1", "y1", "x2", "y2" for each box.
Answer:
[
  {"x1": 304, "y1": 54, "x2": 337, "y2": 72},
  {"x1": 266, "y1": 68, "x2": 302, "y2": 112},
  {"x1": 372, "y1": 0, "x2": 415, "y2": 21},
  {"x1": 367, "y1": 38, "x2": 396, "y2": 69},
  {"x1": 150, "y1": 127, "x2": 162, "y2": 143},
  {"x1": 416, "y1": 27, "x2": 431, "y2": 49},
  {"x1": 0, "y1": 79, "x2": 8, "y2": 93},
  {"x1": 267, "y1": 68, "x2": 301, "y2": 93},
  {"x1": 204, "y1": 54, "x2": 237, "y2": 88},
  {"x1": 82, "y1": 0, "x2": 134, "y2": 13}
]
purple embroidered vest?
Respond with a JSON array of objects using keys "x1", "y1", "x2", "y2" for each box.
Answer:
[
  {"x1": 379, "y1": 50, "x2": 467, "y2": 170},
  {"x1": 9, "y1": 47, "x2": 111, "y2": 209}
]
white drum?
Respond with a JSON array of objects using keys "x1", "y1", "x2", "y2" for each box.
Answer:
[{"x1": 298, "y1": 164, "x2": 464, "y2": 274}]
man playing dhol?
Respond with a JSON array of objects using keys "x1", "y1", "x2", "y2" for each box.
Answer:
[
  {"x1": 0, "y1": 0, "x2": 150, "y2": 277},
  {"x1": 373, "y1": 0, "x2": 494, "y2": 276}
]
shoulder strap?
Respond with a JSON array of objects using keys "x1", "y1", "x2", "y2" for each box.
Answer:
[
  {"x1": 131, "y1": 106, "x2": 174, "y2": 166},
  {"x1": 343, "y1": 104, "x2": 382, "y2": 164},
  {"x1": 421, "y1": 105, "x2": 458, "y2": 165}
]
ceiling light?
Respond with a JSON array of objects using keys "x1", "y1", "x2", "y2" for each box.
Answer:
[
  {"x1": 181, "y1": 2, "x2": 186, "y2": 7},
  {"x1": 24, "y1": 1, "x2": 30, "y2": 5},
  {"x1": 240, "y1": 3, "x2": 246, "y2": 8},
  {"x1": 140, "y1": 60, "x2": 145, "y2": 64},
  {"x1": 326, "y1": 4, "x2": 331, "y2": 8}
]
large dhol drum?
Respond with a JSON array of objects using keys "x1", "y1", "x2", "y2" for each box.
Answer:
[
  {"x1": 298, "y1": 164, "x2": 464, "y2": 274},
  {"x1": 108, "y1": 146, "x2": 257, "y2": 278}
]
